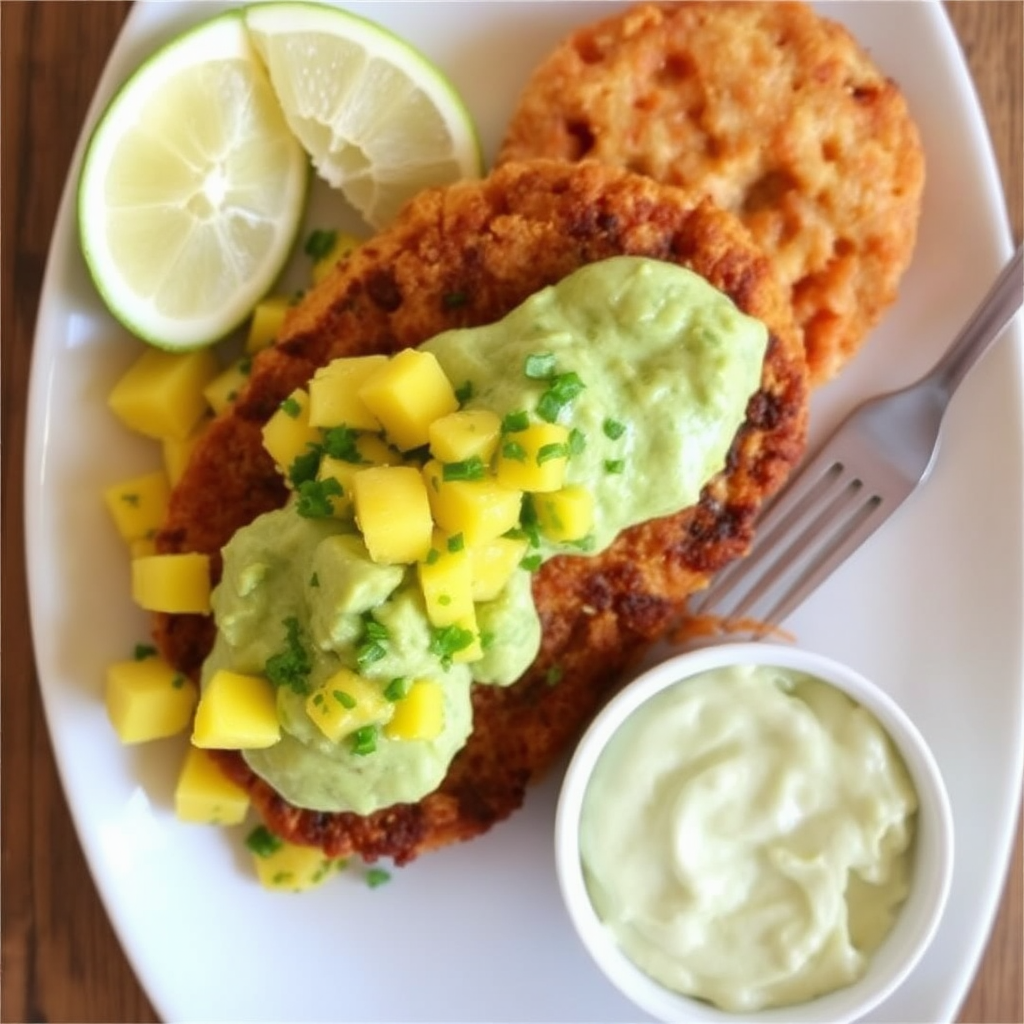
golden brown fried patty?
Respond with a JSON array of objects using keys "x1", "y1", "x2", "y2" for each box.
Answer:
[
  {"x1": 498, "y1": 2, "x2": 925, "y2": 385},
  {"x1": 154, "y1": 159, "x2": 807, "y2": 864}
]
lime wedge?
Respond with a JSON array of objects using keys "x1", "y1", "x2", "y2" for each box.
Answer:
[
  {"x1": 243, "y1": 2, "x2": 482, "y2": 229},
  {"x1": 77, "y1": 11, "x2": 308, "y2": 351}
]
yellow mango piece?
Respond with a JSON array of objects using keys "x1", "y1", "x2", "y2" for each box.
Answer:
[
  {"x1": 358, "y1": 349, "x2": 458, "y2": 451},
  {"x1": 495, "y1": 422, "x2": 570, "y2": 493},
  {"x1": 162, "y1": 419, "x2": 208, "y2": 486},
  {"x1": 103, "y1": 470, "x2": 170, "y2": 543},
  {"x1": 246, "y1": 295, "x2": 290, "y2": 354},
  {"x1": 316, "y1": 436, "x2": 402, "y2": 518},
  {"x1": 352, "y1": 465, "x2": 433, "y2": 564},
  {"x1": 261, "y1": 388, "x2": 322, "y2": 477},
  {"x1": 250, "y1": 834, "x2": 340, "y2": 892},
  {"x1": 174, "y1": 747, "x2": 251, "y2": 825},
  {"x1": 105, "y1": 657, "x2": 197, "y2": 744},
  {"x1": 384, "y1": 680, "x2": 444, "y2": 741},
  {"x1": 418, "y1": 535, "x2": 474, "y2": 627},
  {"x1": 428, "y1": 409, "x2": 501, "y2": 464},
  {"x1": 203, "y1": 357, "x2": 251, "y2": 415},
  {"x1": 131, "y1": 552, "x2": 211, "y2": 614},
  {"x1": 535, "y1": 485, "x2": 595, "y2": 543},
  {"x1": 108, "y1": 347, "x2": 220, "y2": 441},
  {"x1": 311, "y1": 231, "x2": 362, "y2": 284},
  {"x1": 423, "y1": 460, "x2": 522, "y2": 546},
  {"x1": 308, "y1": 355, "x2": 387, "y2": 430},
  {"x1": 305, "y1": 668, "x2": 393, "y2": 742},
  {"x1": 469, "y1": 536, "x2": 529, "y2": 601},
  {"x1": 192, "y1": 670, "x2": 280, "y2": 750}
]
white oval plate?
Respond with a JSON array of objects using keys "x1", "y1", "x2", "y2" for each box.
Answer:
[{"x1": 26, "y1": 3, "x2": 1022, "y2": 1021}]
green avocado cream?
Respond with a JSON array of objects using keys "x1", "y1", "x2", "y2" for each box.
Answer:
[{"x1": 203, "y1": 256, "x2": 767, "y2": 816}]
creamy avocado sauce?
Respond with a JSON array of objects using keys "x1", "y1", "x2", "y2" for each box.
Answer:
[
  {"x1": 423, "y1": 256, "x2": 767, "y2": 554},
  {"x1": 579, "y1": 664, "x2": 918, "y2": 1012},
  {"x1": 204, "y1": 256, "x2": 767, "y2": 816}
]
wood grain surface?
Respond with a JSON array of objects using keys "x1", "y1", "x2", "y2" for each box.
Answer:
[{"x1": 1, "y1": 3, "x2": 1020, "y2": 1022}]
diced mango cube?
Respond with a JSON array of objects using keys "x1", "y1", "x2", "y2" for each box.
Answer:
[
  {"x1": 535, "y1": 485, "x2": 595, "y2": 543},
  {"x1": 469, "y1": 536, "x2": 529, "y2": 601},
  {"x1": 305, "y1": 668, "x2": 393, "y2": 742},
  {"x1": 250, "y1": 835, "x2": 340, "y2": 892},
  {"x1": 418, "y1": 536, "x2": 474, "y2": 627},
  {"x1": 428, "y1": 409, "x2": 501, "y2": 464},
  {"x1": 311, "y1": 231, "x2": 362, "y2": 284},
  {"x1": 103, "y1": 470, "x2": 170, "y2": 543},
  {"x1": 384, "y1": 680, "x2": 445, "y2": 741},
  {"x1": 261, "y1": 388, "x2": 322, "y2": 477},
  {"x1": 495, "y1": 423, "x2": 571, "y2": 493},
  {"x1": 105, "y1": 657, "x2": 197, "y2": 744},
  {"x1": 162, "y1": 420, "x2": 207, "y2": 486},
  {"x1": 108, "y1": 347, "x2": 220, "y2": 441},
  {"x1": 174, "y1": 747, "x2": 250, "y2": 825},
  {"x1": 308, "y1": 355, "x2": 387, "y2": 430},
  {"x1": 131, "y1": 552, "x2": 211, "y2": 614},
  {"x1": 192, "y1": 670, "x2": 280, "y2": 750},
  {"x1": 423, "y1": 460, "x2": 522, "y2": 546},
  {"x1": 358, "y1": 349, "x2": 458, "y2": 451},
  {"x1": 246, "y1": 295, "x2": 290, "y2": 354},
  {"x1": 203, "y1": 357, "x2": 251, "y2": 415},
  {"x1": 352, "y1": 465, "x2": 433, "y2": 564}
]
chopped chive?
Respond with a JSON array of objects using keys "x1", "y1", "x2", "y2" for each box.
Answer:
[
  {"x1": 265, "y1": 617, "x2": 312, "y2": 694},
  {"x1": 568, "y1": 534, "x2": 596, "y2": 552},
  {"x1": 568, "y1": 428, "x2": 587, "y2": 456},
  {"x1": 362, "y1": 616, "x2": 390, "y2": 642},
  {"x1": 295, "y1": 476, "x2": 342, "y2": 518},
  {"x1": 536, "y1": 371, "x2": 585, "y2": 423},
  {"x1": 442, "y1": 456, "x2": 486, "y2": 482},
  {"x1": 322, "y1": 426, "x2": 364, "y2": 464},
  {"x1": 333, "y1": 689, "x2": 356, "y2": 709},
  {"x1": 604, "y1": 459, "x2": 626, "y2": 475},
  {"x1": 429, "y1": 624, "x2": 476, "y2": 668},
  {"x1": 288, "y1": 444, "x2": 323, "y2": 487},
  {"x1": 356, "y1": 642, "x2": 387, "y2": 669},
  {"x1": 309, "y1": 572, "x2": 320, "y2": 588},
  {"x1": 524, "y1": 352, "x2": 557, "y2": 380},
  {"x1": 603, "y1": 418, "x2": 627, "y2": 440},
  {"x1": 447, "y1": 533, "x2": 465, "y2": 553},
  {"x1": 502, "y1": 440, "x2": 527, "y2": 462},
  {"x1": 480, "y1": 630, "x2": 496, "y2": 650},
  {"x1": 519, "y1": 495, "x2": 541, "y2": 548},
  {"x1": 365, "y1": 866, "x2": 391, "y2": 888},
  {"x1": 501, "y1": 410, "x2": 530, "y2": 433},
  {"x1": 238, "y1": 356, "x2": 252, "y2": 376},
  {"x1": 384, "y1": 677, "x2": 409, "y2": 702},
  {"x1": 351, "y1": 725, "x2": 378, "y2": 756},
  {"x1": 438, "y1": 594, "x2": 452, "y2": 606},
  {"x1": 245, "y1": 825, "x2": 283, "y2": 859},
  {"x1": 171, "y1": 673, "x2": 187, "y2": 690},
  {"x1": 425, "y1": 547, "x2": 441, "y2": 565},
  {"x1": 280, "y1": 396, "x2": 301, "y2": 418},
  {"x1": 537, "y1": 442, "x2": 569, "y2": 465},
  {"x1": 545, "y1": 664, "x2": 564, "y2": 686},
  {"x1": 454, "y1": 380, "x2": 474, "y2": 404},
  {"x1": 520, "y1": 554, "x2": 543, "y2": 572},
  {"x1": 133, "y1": 643, "x2": 157, "y2": 661},
  {"x1": 304, "y1": 228, "x2": 337, "y2": 261},
  {"x1": 312, "y1": 692, "x2": 325, "y2": 707}
]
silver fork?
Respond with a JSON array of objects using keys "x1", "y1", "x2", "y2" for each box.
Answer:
[{"x1": 688, "y1": 243, "x2": 1024, "y2": 630}]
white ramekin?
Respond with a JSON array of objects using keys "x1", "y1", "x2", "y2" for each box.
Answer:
[{"x1": 555, "y1": 641, "x2": 954, "y2": 1024}]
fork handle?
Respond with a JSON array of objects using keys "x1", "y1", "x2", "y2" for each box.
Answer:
[{"x1": 929, "y1": 243, "x2": 1024, "y2": 398}]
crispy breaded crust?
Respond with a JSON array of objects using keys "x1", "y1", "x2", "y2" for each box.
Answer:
[
  {"x1": 155, "y1": 160, "x2": 807, "y2": 863},
  {"x1": 498, "y1": 2, "x2": 925, "y2": 385}
]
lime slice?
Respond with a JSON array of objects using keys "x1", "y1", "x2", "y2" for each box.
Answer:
[
  {"x1": 77, "y1": 11, "x2": 308, "y2": 351},
  {"x1": 243, "y1": 2, "x2": 482, "y2": 229}
]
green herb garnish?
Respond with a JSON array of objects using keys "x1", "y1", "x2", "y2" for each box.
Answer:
[
  {"x1": 520, "y1": 554, "x2": 543, "y2": 572},
  {"x1": 309, "y1": 572, "x2": 320, "y2": 588},
  {"x1": 447, "y1": 533, "x2": 465, "y2": 553},
  {"x1": 265, "y1": 616, "x2": 312, "y2": 694},
  {"x1": 384, "y1": 677, "x2": 409, "y2": 702},
  {"x1": 133, "y1": 643, "x2": 157, "y2": 661},
  {"x1": 171, "y1": 673, "x2": 187, "y2": 690},
  {"x1": 568, "y1": 428, "x2": 587, "y2": 456},
  {"x1": 304, "y1": 228, "x2": 337, "y2": 261},
  {"x1": 425, "y1": 547, "x2": 441, "y2": 565},
  {"x1": 245, "y1": 825, "x2": 283, "y2": 859},
  {"x1": 501, "y1": 440, "x2": 527, "y2": 462},
  {"x1": 454, "y1": 380, "x2": 474, "y2": 404},
  {"x1": 333, "y1": 690, "x2": 356, "y2": 709},
  {"x1": 365, "y1": 866, "x2": 391, "y2": 888},
  {"x1": 537, "y1": 442, "x2": 569, "y2": 465},
  {"x1": 280, "y1": 396, "x2": 301, "y2": 418},
  {"x1": 288, "y1": 444, "x2": 323, "y2": 487},
  {"x1": 604, "y1": 459, "x2": 626, "y2": 475},
  {"x1": 429, "y1": 624, "x2": 476, "y2": 668},
  {"x1": 351, "y1": 725, "x2": 378, "y2": 756},
  {"x1": 442, "y1": 456, "x2": 486, "y2": 482},
  {"x1": 322, "y1": 426, "x2": 364, "y2": 463},
  {"x1": 524, "y1": 352, "x2": 557, "y2": 380},
  {"x1": 501, "y1": 410, "x2": 530, "y2": 433},
  {"x1": 356, "y1": 615, "x2": 389, "y2": 670},
  {"x1": 295, "y1": 476, "x2": 342, "y2": 518},
  {"x1": 536, "y1": 371, "x2": 585, "y2": 423},
  {"x1": 603, "y1": 418, "x2": 627, "y2": 440},
  {"x1": 545, "y1": 664, "x2": 564, "y2": 686}
]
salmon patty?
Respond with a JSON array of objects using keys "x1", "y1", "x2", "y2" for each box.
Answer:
[
  {"x1": 498, "y1": 2, "x2": 925, "y2": 385},
  {"x1": 154, "y1": 159, "x2": 808, "y2": 863}
]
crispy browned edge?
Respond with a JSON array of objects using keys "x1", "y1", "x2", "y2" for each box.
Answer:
[
  {"x1": 154, "y1": 159, "x2": 808, "y2": 864},
  {"x1": 497, "y1": 1, "x2": 925, "y2": 386}
]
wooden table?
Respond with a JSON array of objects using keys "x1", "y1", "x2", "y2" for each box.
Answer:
[{"x1": 2, "y1": 3, "x2": 1020, "y2": 1021}]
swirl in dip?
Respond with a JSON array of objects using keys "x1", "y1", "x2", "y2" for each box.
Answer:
[{"x1": 579, "y1": 663, "x2": 918, "y2": 1012}]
